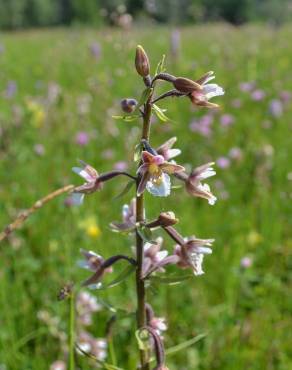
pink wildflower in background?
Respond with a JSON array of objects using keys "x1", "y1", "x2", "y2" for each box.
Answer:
[
  {"x1": 251, "y1": 89, "x2": 265, "y2": 101},
  {"x1": 220, "y1": 113, "x2": 235, "y2": 127},
  {"x1": 216, "y1": 156, "x2": 230, "y2": 169},
  {"x1": 75, "y1": 131, "x2": 90, "y2": 146},
  {"x1": 269, "y1": 99, "x2": 283, "y2": 118}
]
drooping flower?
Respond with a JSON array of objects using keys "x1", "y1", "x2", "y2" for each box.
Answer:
[
  {"x1": 156, "y1": 137, "x2": 181, "y2": 160},
  {"x1": 78, "y1": 249, "x2": 113, "y2": 287},
  {"x1": 72, "y1": 161, "x2": 103, "y2": 205},
  {"x1": 176, "y1": 162, "x2": 217, "y2": 205},
  {"x1": 110, "y1": 198, "x2": 136, "y2": 233},
  {"x1": 142, "y1": 237, "x2": 168, "y2": 275},
  {"x1": 150, "y1": 316, "x2": 168, "y2": 338},
  {"x1": 174, "y1": 237, "x2": 214, "y2": 275},
  {"x1": 174, "y1": 71, "x2": 224, "y2": 108},
  {"x1": 137, "y1": 151, "x2": 184, "y2": 197}
]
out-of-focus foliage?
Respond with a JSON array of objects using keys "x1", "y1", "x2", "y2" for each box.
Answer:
[{"x1": 1, "y1": 0, "x2": 292, "y2": 29}]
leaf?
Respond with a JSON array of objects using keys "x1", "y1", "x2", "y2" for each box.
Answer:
[
  {"x1": 89, "y1": 264, "x2": 136, "y2": 291},
  {"x1": 112, "y1": 115, "x2": 140, "y2": 122},
  {"x1": 165, "y1": 333, "x2": 207, "y2": 357},
  {"x1": 149, "y1": 274, "x2": 193, "y2": 285},
  {"x1": 113, "y1": 180, "x2": 135, "y2": 200},
  {"x1": 137, "y1": 226, "x2": 157, "y2": 244},
  {"x1": 152, "y1": 104, "x2": 171, "y2": 123},
  {"x1": 135, "y1": 329, "x2": 151, "y2": 351},
  {"x1": 155, "y1": 54, "x2": 166, "y2": 75},
  {"x1": 134, "y1": 142, "x2": 142, "y2": 162},
  {"x1": 135, "y1": 87, "x2": 153, "y2": 111}
]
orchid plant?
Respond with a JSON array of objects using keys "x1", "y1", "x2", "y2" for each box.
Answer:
[{"x1": 0, "y1": 45, "x2": 223, "y2": 370}]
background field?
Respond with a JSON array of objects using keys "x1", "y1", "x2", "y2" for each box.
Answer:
[{"x1": 0, "y1": 25, "x2": 291, "y2": 369}]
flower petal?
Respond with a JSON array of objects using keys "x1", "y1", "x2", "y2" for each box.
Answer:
[
  {"x1": 146, "y1": 173, "x2": 171, "y2": 197},
  {"x1": 137, "y1": 171, "x2": 151, "y2": 196},
  {"x1": 160, "y1": 162, "x2": 185, "y2": 174}
]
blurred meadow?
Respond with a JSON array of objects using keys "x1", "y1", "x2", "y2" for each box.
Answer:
[{"x1": 0, "y1": 24, "x2": 292, "y2": 369}]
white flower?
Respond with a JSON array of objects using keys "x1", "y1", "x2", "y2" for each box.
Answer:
[{"x1": 146, "y1": 173, "x2": 171, "y2": 197}]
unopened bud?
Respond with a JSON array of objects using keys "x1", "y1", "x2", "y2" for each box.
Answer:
[
  {"x1": 146, "y1": 212, "x2": 178, "y2": 229},
  {"x1": 135, "y1": 45, "x2": 150, "y2": 77},
  {"x1": 173, "y1": 77, "x2": 201, "y2": 93},
  {"x1": 121, "y1": 98, "x2": 138, "y2": 113}
]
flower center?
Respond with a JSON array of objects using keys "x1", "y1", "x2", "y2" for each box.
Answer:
[{"x1": 148, "y1": 163, "x2": 160, "y2": 175}]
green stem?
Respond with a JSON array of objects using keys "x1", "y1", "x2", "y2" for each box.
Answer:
[
  {"x1": 135, "y1": 91, "x2": 153, "y2": 370},
  {"x1": 69, "y1": 291, "x2": 75, "y2": 370}
]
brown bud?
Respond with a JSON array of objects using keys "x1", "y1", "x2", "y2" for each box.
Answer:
[
  {"x1": 173, "y1": 77, "x2": 202, "y2": 93},
  {"x1": 135, "y1": 45, "x2": 150, "y2": 77},
  {"x1": 121, "y1": 98, "x2": 138, "y2": 113},
  {"x1": 146, "y1": 211, "x2": 178, "y2": 229}
]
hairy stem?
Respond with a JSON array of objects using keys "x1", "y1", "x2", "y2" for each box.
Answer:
[
  {"x1": 135, "y1": 90, "x2": 153, "y2": 370},
  {"x1": 0, "y1": 184, "x2": 75, "y2": 243}
]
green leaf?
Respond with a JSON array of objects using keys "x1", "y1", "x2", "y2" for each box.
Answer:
[
  {"x1": 89, "y1": 264, "x2": 136, "y2": 291},
  {"x1": 150, "y1": 274, "x2": 193, "y2": 285},
  {"x1": 135, "y1": 329, "x2": 151, "y2": 351},
  {"x1": 137, "y1": 226, "x2": 157, "y2": 244},
  {"x1": 135, "y1": 87, "x2": 153, "y2": 111},
  {"x1": 155, "y1": 54, "x2": 166, "y2": 75},
  {"x1": 112, "y1": 115, "x2": 140, "y2": 122},
  {"x1": 113, "y1": 180, "x2": 135, "y2": 200},
  {"x1": 152, "y1": 104, "x2": 171, "y2": 123},
  {"x1": 134, "y1": 142, "x2": 143, "y2": 162},
  {"x1": 165, "y1": 333, "x2": 207, "y2": 357}
]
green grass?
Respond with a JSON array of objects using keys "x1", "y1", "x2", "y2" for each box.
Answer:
[{"x1": 0, "y1": 24, "x2": 291, "y2": 369}]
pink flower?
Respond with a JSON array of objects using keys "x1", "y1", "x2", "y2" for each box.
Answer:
[
  {"x1": 189, "y1": 114, "x2": 213, "y2": 137},
  {"x1": 220, "y1": 113, "x2": 234, "y2": 127},
  {"x1": 251, "y1": 89, "x2": 265, "y2": 101},
  {"x1": 239, "y1": 81, "x2": 256, "y2": 92},
  {"x1": 77, "y1": 331, "x2": 107, "y2": 360},
  {"x1": 78, "y1": 249, "x2": 113, "y2": 287},
  {"x1": 76, "y1": 291, "x2": 101, "y2": 326},
  {"x1": 137, "y1": 151, "x2": 184, "y2": 197},
  {"x1": 216, "y1": 156, "x2": 230, "y2": 169},
  {"x1": 175, "y1": 237, "x2": 214, "y2": 275},
  {"x1": 49, "y1": 360, "x2": 66, "y2": 370},
  {"x1": 240, "y1": 256, "x2": 253, "y2": 269},
  {"x1": 110, "y1": 198, "x2": 136, "y2": 233},
  {"x1": 269, "y1": 99, "x2": 283, "y2": 118},
  {"x1": 156, "y1": 137, "x2": 181, "y2": 160},
  {"x1": 229, "y1": 147, "x2": 243, "y2": 161},
  {"x1": 75, "y1": 131, "x2": 90, "y2": 146},
  {"x1": 114, "y1": 161, "x2": 128, "y2": 171},
  {"x1": 176, "y1": 162, "x2": 217, "y2": 205},
  {"x1": 142, "y1": 237, "x2": 169, "y2": 276},
  {"x1": 150, "y1": 316, "x2": 168, "y2": 337},
  {"x1": 189, "y1": 71, "x2": 224, "y2": 108},
  {"x1": 72, "y1": 160, "x2": 103, "y2": 204},
  {"x1": 34, "y1": 143, "x2": 45, "y2": 156}
]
